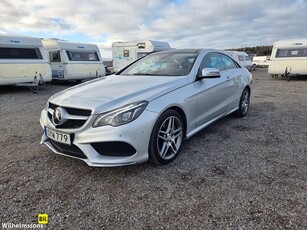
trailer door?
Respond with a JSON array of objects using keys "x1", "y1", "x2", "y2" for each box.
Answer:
[{"x1": 49, "y1": 50, "x2": 64, "y2": 79}]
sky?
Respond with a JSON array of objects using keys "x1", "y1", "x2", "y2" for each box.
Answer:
[{"x1": 1, "y1": 0, "x2": 307, "y2": 58}]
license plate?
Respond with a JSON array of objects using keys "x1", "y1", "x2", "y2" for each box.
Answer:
[{"x1": 45, "y1": 127, "x2": 71, "y2": 145}]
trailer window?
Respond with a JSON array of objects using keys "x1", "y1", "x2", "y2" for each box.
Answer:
[
  {"x1": 0, "y1": 47, "x2": 43, "y2": 59},
  {"x1": 123, "y1": 50, "x2": 129, "y2": 57},
  {"x1": 238, "y1": 55, "x2": 245, "y2": 61},
  {"x1": 137, "y1": 43, "x2": 146, "y2": 49},
  {"x1": 66, "y1": 51, "x2": 100, "y2": 61},
  {"x1": 49, "y1": 51, "x2": 61, "y2": 62},
  {"x1": 245, "y1": 56, "x2": 252, "y2": 61},
  {"x1": 276, "y1": 48, "x2": 307, "y2": 58}
]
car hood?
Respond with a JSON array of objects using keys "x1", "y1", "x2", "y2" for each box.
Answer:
[{"x1": 49, "y1": 75, "x2": 189, "y2": 114}]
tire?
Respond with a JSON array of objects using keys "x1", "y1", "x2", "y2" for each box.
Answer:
[
  {"x1": 251, "y1": 64, "x2": 256, "y2": 71},
  {"x1": 234, "y1": 87, "x2": 250, "y2": 117},
  {"x1": 149, "y1": 110, "x2": 184, "y2": 165}
]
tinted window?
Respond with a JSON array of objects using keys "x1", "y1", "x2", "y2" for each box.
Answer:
[
  {"x1": 221, "y1": 54, "x2": 238, "y2": 70},
  {"x1": 0, "y1": 47, "x2": 43, "y2": 59},
  {"x1": 66, "y1": 51, "x2": 100, "y2": 61},
  {"x1": 200, "y1": 53, "x2": 225, "y2": 71},
  {"x1": 276, "y1": 48, "x2": 307, "y2": 58},
  {"x1": 238, "y1": 55, "x2": 244, "y2": 61},
  {"x1": 49, "y1": 51, "x2": 61, "y2": 62},
  {"x1": 245, "y1": 56, "x2": 252, "y2": 61},
  {"x1": 103, "y1": 60, "x2": 113, "y2": 67}
]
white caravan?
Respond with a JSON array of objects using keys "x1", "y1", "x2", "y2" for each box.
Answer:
[
  {"x1": 112, "y1": 40, "x2": 171, "y2": 72},
  {"x1": 253, "y1": 56, "x2": 270, "y2": 67},
  {"x1": 225, "y1": 51, "x2": 255, "y2": 71},
  {"x1": 268, "y1": 38, "x2": 307, "y2": 77},
  {"x1": 0, "y1": 34, "x2": 52, "y2": 86},
  {"x1": 42, "y1": 39, "x2": 105, "y2": 80}
]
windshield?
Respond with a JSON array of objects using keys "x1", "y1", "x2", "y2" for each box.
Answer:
[{"x1": 120, "y1": 52, "x2": 198, "y2": 76}]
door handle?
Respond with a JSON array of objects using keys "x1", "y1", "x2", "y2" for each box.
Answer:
[{"x1": 226, "y1": 76, "x2": 230, "y2": 81}]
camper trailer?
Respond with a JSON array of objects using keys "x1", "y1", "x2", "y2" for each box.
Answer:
[
  {"x1": 112, "y1": 40, "x2": 171, "y2": 72},
  {"x1": 268, "y1": 38, "x2": 307, "y2": 78},
  {"x1": 0, "y1": 34, "x2": 52, "y2": 86},
  {"x1": 42, "y1": 39, "x2": 105, "y2": 81},
  {"x1": 253, "y1": 56, "x2": 270, "y2": 67},
  {"x1": 225, "y1": 51, "x2": 255, "y2": 71}
]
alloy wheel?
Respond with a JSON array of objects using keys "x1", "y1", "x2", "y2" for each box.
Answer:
[
  {"x1": 157, "y1": 116, "x2": 183, "y2": 160},
  {"x1": 241, "y1": 89, "x2": 249, "y2": 115}
]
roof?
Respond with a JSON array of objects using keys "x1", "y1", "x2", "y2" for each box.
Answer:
[
  {"x1": 274, "y1": 38, "x2": 307, "y2": 47},
  {"x1": 0, "y1": 34, "x2": 43, "y2": 47},
  {"x1": 158, "y1": 49, "x2": 201, "y2": 53},
  {"x1": 42, "y1": 39, "x2": 99, "y2": 50}
]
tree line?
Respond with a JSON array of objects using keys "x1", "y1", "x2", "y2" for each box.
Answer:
[{"x1": 227, "y1": 46, "x2": 273, "y2": 56}]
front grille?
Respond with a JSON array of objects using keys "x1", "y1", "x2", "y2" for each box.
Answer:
[
  {"x1": 66, "y1": 107, "x2": 91, "y2": 116},
  {"x1": 92, "y1": 142, "x2": 136, "y2": 157},
  {"x1": 48, "y1": 102, "x2": 92, "y2": 129},
  {"x1": 50, "y1": 140, "x2": 87, "y2": 159}
]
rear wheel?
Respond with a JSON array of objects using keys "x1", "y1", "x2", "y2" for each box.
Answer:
[
  {"x1": 149, "y1": 110, "x2": 184, "y2": 165},
  {"x1": 251, "y1": 64, "x2": 256, "y2": 71},
  {"x1": 234, "y1": 87, "x2": 250, "y2": 117}
]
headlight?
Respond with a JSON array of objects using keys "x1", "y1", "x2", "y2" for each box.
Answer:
[{"x1": 93, "y1": 101, "x2": 148, "y2": 127}]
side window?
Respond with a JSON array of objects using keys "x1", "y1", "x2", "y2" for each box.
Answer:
[
  {"x1": 66, "y1": 51, "x2": 100, "y2": 61},
  {"x1": 276, "y1": 48, "x2": 307, "y2": 58},
  {"x1": 245, "y1": 56, "x2": 252, "y2": 61},
  {"x1": 238, "y1": 55, "x2": 244, "y2": 61},
  {"x1": 221, "y1": 54, "x2": 238, "y2": 70},
  {"x1": 49, "y1": 51, "x2": 61, "y2": 62},
  {"x1": 0, "y1": 47, "x2": 43, "y2": 59},
  {"x1": 199, "y1": 52, "x2": 225, "y2": 72}
]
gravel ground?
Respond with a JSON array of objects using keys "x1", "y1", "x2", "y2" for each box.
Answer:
[{"x1": 0, "y1": 68, "x2": 306, "y2": 229}]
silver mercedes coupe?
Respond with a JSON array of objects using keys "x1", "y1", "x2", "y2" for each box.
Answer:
[{"x1": 40, "y1": 49, "x2": 253, "y2": 167}]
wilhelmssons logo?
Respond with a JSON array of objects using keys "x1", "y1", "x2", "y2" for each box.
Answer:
[{"x1": 52, "y1": 107, "x2": 68, "y2": 126}]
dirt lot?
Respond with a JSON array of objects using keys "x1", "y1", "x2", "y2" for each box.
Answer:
[{"x1": 0, "y1": 68, "x2": 306, "y2": 229}]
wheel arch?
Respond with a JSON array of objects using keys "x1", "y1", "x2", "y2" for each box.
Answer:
[
  {"x1": 148, "y1": 106, "x2": 187, "y2": 165},
  {"x1": 244, "y1": 85, "x2": 251, "y2": 94},
  {"x1": 165, "y1": 106, "x2": 188, "y2": 139}
]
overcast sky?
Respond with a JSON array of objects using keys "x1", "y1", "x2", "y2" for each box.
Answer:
[{"x1": 1, "y1": 0, "x2": 307, "y2": 58}]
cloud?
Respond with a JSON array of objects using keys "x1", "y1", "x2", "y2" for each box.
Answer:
[{"x1": 1, "y1": 0, "x2": 307, "y2": 56}]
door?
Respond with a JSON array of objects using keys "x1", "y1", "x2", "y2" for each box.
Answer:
[
  {"x1": 194, "y1": 52, "x2": 234, "y2": 127},
  {"x1": 49, "y1": 50, "x2": 64, "y2": 79},
  {"x1": 220, "y1": 53, "x2": 241, "y2": 110}
]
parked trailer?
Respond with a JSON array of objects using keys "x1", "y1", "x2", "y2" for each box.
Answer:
[
  {"x1": 225, "y1": 51, "x2": 255, "y2": 71},
  {"x1": 268, "y1": 38, "x2": 307, "y2": 81},
  {"x1": 0, "y1": 34, "x2": 52, "y2": 90},
  {"x1": 253, "y1": 56, "x2": 270, "y2": 67},
  {"x1": 42, "y1": 39, "x2": 105, "y2": 81},
  {"x1": 112, "y1": 40, "x2": 171, "y2": 72}
]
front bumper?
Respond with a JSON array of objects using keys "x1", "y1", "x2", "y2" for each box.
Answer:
[{"x1": 39, "y1": 109, "x2": 158, "y2": 167}]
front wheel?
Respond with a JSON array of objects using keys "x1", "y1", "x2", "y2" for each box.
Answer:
[
  {"x1": 149, "y1": 110, "x2": 184, "y2": 165},
  {"x1": 234, "y1": 87, "x2": 250, "y2": 117}
]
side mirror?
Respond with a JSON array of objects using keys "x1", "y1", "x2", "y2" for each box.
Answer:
[{"x1": 199, "y1": 68, "x2": 221, "y2": 79}]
